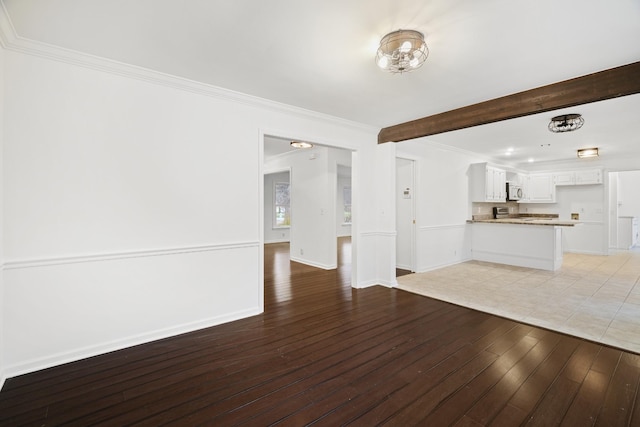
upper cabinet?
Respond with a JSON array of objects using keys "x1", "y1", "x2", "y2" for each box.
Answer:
[
  {"x1": 554, "y1": 169, "x2": 603, "y2": 186},
  {"x1": 527, "y1": 173, "x2": 556, "y2": 203},
  {"x1": 470, "y1": 164, "x2": 602, "y2": 205},
  {"x1": 553, "y1": 171, "x2": 575, "y2": 186},
  {"x1": 470, "y1": 163, "x2": 506, "y2": 203},
  {"x1": 575, "y1": 169, "x2": 603, "y2": 185}
]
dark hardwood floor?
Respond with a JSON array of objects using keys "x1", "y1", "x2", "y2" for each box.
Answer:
[{"x1": 1, "y1": 237, "x2": 640, "y2": 426}]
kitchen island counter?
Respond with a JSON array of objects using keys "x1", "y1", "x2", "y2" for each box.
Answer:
[{"x1": 470, "y1": 221, "x2": 571, "y2": 271}]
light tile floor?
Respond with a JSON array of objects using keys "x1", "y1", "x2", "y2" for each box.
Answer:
[{"x1": 397, "y1": 250, "x2": 640, "y2": 353}]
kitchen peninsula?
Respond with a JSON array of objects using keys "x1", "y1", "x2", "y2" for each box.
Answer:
[{"x1": 468, "y1": 214, "x2": 580, "y2": 271}]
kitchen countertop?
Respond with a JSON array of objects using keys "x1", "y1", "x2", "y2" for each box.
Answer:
[{"x1": 468, "y1": 217, "x2": 580, "y2": 226}]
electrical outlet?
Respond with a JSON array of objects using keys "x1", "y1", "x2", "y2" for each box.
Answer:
[{"x1": 300, "y1": 249, "x2": 304, "y2": 255}]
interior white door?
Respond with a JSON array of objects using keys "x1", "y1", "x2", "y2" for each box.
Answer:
[{"x1": 396, "y1": 158, "x2": 415, "y2": 271}]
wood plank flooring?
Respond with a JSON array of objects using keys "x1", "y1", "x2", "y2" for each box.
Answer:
[{"x1": 1, "y1": 238, "x2": 640, "y2": 426}]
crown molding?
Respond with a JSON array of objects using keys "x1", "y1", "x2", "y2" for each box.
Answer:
[
  {"x1": 0, "y1": 1, "x2": 378, "y2": 135},
  {"x1": 0, "y1": 0, "x2": 14, "y2": 48},
  {"x1": 398, "y1": 138, "x2": 497, "y2": 163}
]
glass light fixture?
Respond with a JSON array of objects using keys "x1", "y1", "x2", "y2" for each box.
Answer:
[
  {"x1": 577, "y1": 148, "x2": 598, "y2": 158},
  {"x1": 548, "y1": 114, "x2": 584, "y2": 133},
  {"x1": 376, "y1": 29, "x2": 428, "y2": 74},
  {"x1": 290, "y1": 141, "x2": 313, "y2": 149}
]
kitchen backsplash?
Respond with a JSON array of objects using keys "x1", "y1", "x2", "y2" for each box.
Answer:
[
  {"x1": 472, "y1": 202, "x2": 519, "y2": 219},
  {"x1": 472, "y1": 201, "x2": 565, "y2": 220}
]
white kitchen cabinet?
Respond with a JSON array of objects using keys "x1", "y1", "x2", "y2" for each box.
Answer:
[
  {"x1": 617, "y1": 216, "x2": 638, "y2": 249},
  {"x1": 470, "y1": 163, "x2": 506, "y2": 203},
  {"x1": 527, "y1": 173, "x2": 555, "y2": 203},
  {"x1": 553, "y1": 169, "x2": 603, "y2": 186},
  {"x1": 575, "y1": 169, "x2": 602, "y2": 185},
  {"x1": 554, "y1": 171, "x2": 575, "y2": 186},
  {"x1": 491, "y1": 167, "x2": 506, "y2": 201}
]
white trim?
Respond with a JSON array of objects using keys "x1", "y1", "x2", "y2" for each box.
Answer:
[
  {"x1": 264, "y1": 238, "x2": 290, "y2": 244},
  {"x1": 353, "y1": 280, "x2": 382, "y2": 289},
  {"x1": 360, "y1": 231, "x2": 397, "y2": 237},
  {"x1": 564, "y1": 249, "x2": 607, "y2": 255},
  {"x1": 376, "y1": 280, "x2": 396, "y2": 288},
  {"x1": 419, "y1": 223, "x2": 468, "y2": 231},
  {"x1": 416, "y1": 259, "x2": 470, "y2": 274},
  {"x1": 473, "y1": 249, "x2": 558, "y2": 271},
  {"x1": 0, "y1": 2, "x2": 376, "y2": 135},
  {"x1": 289, "y1": 256, "x2": 337, "y2": 270},
  {"x1": 2, "y1": 306, "x2": 262, "y2": 380},
  {"x1": 0, "y1": 0, "x2": 15, "y2": 47},
  {"x1": 3, "y1": 241, "x2": 260, "y2": 270},
  {"x1": 395, "y1": 157, "x2": 417, "y2": 272},
  {"x1": 420, "y1": 140, "x2": 505, "y2": 165}
]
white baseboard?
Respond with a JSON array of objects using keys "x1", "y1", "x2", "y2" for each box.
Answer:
[
  {"x1": 264, "y1": 238, "x2": 290, "y2": 244},
  {"x1": 353, "y1": 280, "x2": 396, "y2": 289},
  {"x1": 564, "y1": 249, "x2": 607, "y2": 255},
  {"x1": 289, "y1": 256, "x2": 336, "y2": 270},
  {"x1": 3, "y1": 307, "x2": 262, "y2": 380},
  {"x1": 416, "y1": 257, "x2": 471, "y2": 274}
]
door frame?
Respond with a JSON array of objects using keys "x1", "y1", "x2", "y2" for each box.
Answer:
[{"x1": 396, "y1": 156, "x2": 417, "y2": 272}]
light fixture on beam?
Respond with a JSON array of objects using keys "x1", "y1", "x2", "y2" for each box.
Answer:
[
  {"x1": 290, "y1": 141, "x2": 313, "y2": 149},
  {"x1": 577, "y1": 147, "x2": 598, "y2": 158},
  {"x1": 548, "y1": 114, "x2": 584, "y2": 133},
  {"x1": 376, "y1": 29, "x2": 428, "y2": 74}
]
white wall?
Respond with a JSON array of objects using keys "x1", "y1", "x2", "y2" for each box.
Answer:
[
  {"x1": 618, "y1": 170, "x2": 640, "y2": 218},
  {"x1": 264, "y1": 171, "x2": 290, "y2": 243},
  {"x1": 397, "y1": 140, "x2": 487, "y2": 273},
  {"x1": 1, "y1": 47, "x2": 381, "y2": 377}
]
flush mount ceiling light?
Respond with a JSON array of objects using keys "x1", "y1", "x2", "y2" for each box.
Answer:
[
  {"x1": 376, "y1": 29, "x2": 428, "y2": 74},
  {"x1": 548, "y1": 113, "x2": 584, "y2": 133},
  {"x1": 290, "y1": 141, "x2": 313, "y2": 149},
  {"x1": 577, "y1": 147, "x2": 599, "y2": 158}
]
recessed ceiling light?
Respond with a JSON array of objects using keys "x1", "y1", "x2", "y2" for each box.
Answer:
[
  {"x1": 290, "y1": 141, "x2": 313, "y2": 149},
  {"x1": 528, "y1": 158, "x2": 535, "y2": 163}
]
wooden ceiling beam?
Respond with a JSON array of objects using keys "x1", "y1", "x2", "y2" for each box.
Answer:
[{"x1": 378, "y1": 61, "x2": 640, "y2": 144}]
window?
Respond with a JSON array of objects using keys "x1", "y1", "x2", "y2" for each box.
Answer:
[
  {"x1": 274, "y1": 182, "x2": 290, "y2": 227},
  {"x1": 343, "y1": 186, "x2": 352, "y2": 224}
]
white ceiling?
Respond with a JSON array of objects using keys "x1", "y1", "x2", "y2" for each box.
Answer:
[{"x1": 4, "y1": 0, "x2": 640, "y2": 166}]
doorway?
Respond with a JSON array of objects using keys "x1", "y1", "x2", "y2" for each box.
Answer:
[
  {"x1": 609, "y1": 170, "x2": 640, "y2": 250},
  {"x1": 396, "y1": 157, "x2": 416, "y2": 275},
  {"x1": 263, "y1": 135, "x2": 356, "y2": 285}
]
